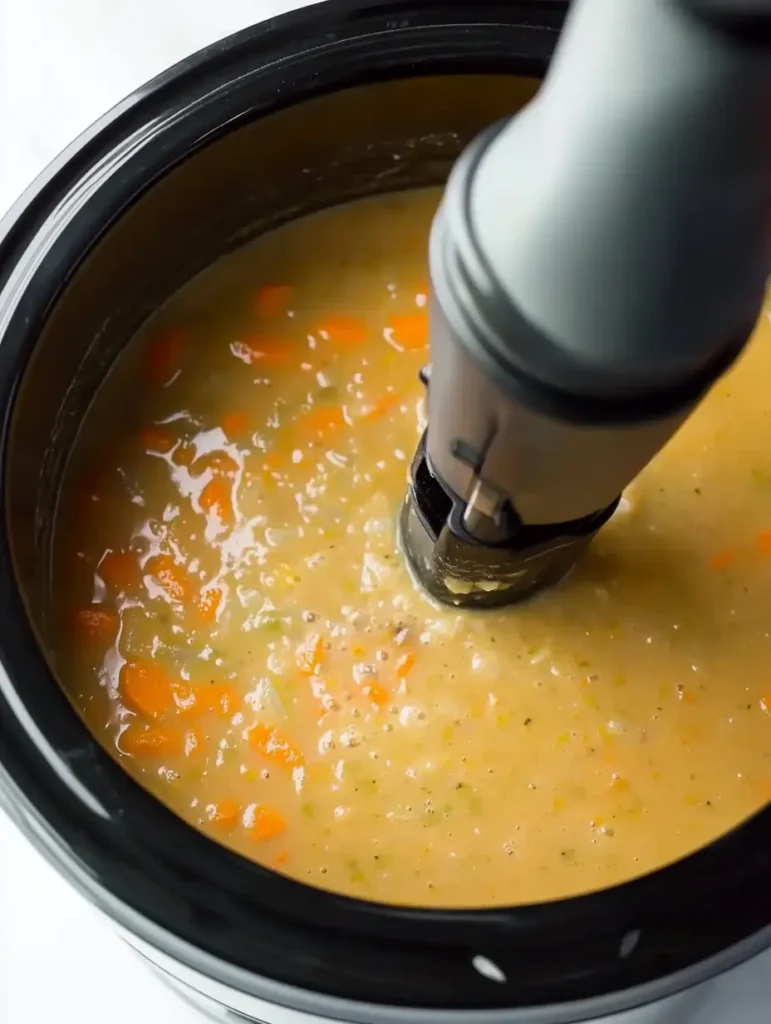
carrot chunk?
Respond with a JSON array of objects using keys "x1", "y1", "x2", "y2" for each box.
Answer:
[
  {"x1": 249, "y1": 723, "x2": 304, "y2": 768},
  {"x1": 99, "y1": 551, "x2": 139, "y2": 594},
  {"x1": 120, "y1": 661, "x2": 177, "y2": 719},
  {"x1": 387, "y1": 313, "x2": 428, "y2": 351},
  {"x1": 248, "y1": 803, "x2": 288, "y2": 841},
  {"x1": 395, "y1": 652, "x2": 416, "y2": 679},
  {"x1": 208, "y1": 801, "x2": 242, "y2": 828},
  {"x1": 191, "y1": 682, "x2": 238, "y2": 717},
  {"x1": 121, "y1": 723, "x2": 185, "y2": 757},
  {"x1": 295, "y1": 407, "x2": 344, "y2": 442},
  {"x1": 171, "y1": 681, "x2": 236, "y2": 718},
  {"x1": 199, "y1": 477, "x2": 234, "y2": 526},
  {"x1": 144, "y1": 553, "x2": 189, "y2": 602},
  {"x1": 319, "y1": 316, "x2": 367, "y2": 347},
  {"x1": 222, "y1": 411, "x2": 250, "y2": 438},
  {"x1": 364, "y1": 682, "x2": 390, "y2": 707}
]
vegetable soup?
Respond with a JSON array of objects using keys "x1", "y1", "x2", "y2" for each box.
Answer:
[{"x1": 53, "y1": 187, "x2": 771, "y2": 907}]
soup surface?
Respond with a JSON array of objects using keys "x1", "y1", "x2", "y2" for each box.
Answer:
[{"x1": 53, "y1": 187, "x2": 770, "y2": 907}]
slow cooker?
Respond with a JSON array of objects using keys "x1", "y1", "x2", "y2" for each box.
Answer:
[{"x1": 0, "y1": 2, "x2": 769, "y2": 1022}]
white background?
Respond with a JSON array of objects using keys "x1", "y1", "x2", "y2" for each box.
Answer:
[{"x1": 0, "y1": 4, "x2": 311, "y2": 1021}]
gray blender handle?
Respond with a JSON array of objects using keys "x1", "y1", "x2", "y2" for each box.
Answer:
[
  {"x1": 425, "y1": 0, "x2": 771, "y2": 534},
  {"x1": 469, "y1": 0, "x2": 771, "y2": 398}
]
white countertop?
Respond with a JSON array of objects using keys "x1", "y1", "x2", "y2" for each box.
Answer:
[{"x1": 0, "y1": 3, "x2": 310, "y2": 1020}]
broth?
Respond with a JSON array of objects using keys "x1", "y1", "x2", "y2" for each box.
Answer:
[{"x1": 53, "y1": 187, "x2": 770, "y2": 907}]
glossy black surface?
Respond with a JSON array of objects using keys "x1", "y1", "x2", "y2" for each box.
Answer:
[{"x1": 0, "y1": 0, "x2": 768, "y2": 1016}]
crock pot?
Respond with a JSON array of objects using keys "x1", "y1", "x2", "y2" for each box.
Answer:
[{"x1": 0, "y1": 2, "x2": 769, "y2": 1022}]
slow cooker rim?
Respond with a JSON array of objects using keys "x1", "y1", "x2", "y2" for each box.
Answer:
[
  {"x1": 0, "y1": 0, "x2": 769, "y2": 1016},
  {"x1": 4, "y1": 742, "x2": 771, "y2": 1024}
]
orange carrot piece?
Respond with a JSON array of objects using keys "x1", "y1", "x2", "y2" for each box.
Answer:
[
  {"x1": 319, "y1": 316, "x2": 367, "y2": 347},
  {"x1": 364, "y1": 682, "x2": 390, "y2": 707},
  {"x1": 145, "y1": 328, "x2": 186, "y2": 385},
  {"x1": 387, "y1": 313, "x2": 428, "y2": 351},
  {"x1": 172, "y1": 681, "x2": 236, "y2": 718},
  {"x1": 248, "y1": 803, "x2": 288, "y2": 842},
  {"x1": 395, "y1": 652, "x2": 416, "y2": 679},
  {"x1": 76, "y1": 608, "x2": 118, "y2": 639},
  {"x1": 255, "y1": 285, "x2": 292, "y2": 319},
  {"x1": 120, "y1": 661, "x2": 177, "y2": 719},
  {"x1": 144, "y1": 553, "x2": 189, "y2": 602},
  {"x1": 295, "y1": 407, "x2": 344, "y2": 442},
  {"x1": 756, "y1": 529, "x2": 771, "y2": 556},
  {"x1": 196, "y1": 586, "x2": 223, "y2": 623},
  {"x1": 208, "y1": 801, "x2": 241, "y2": 828},
  {"x1": 222, "y1": 411, "x2": 250, "y2": 438},
  {"x1": 199, "y1": 477, "x2": 234, "y2": 526},
  {"x1": 192, "y1": 682, "x2": 238, "y2": 717},
  {"x1": 249, "y1": 723, "x2": 304, "y2": 768},
  {"x1": 708, "y1": 549, "x2": 736, "y2": 571},
  {"x1": 140, "y1": 427, "x2": 175, "y2": 454},
  {"x1": 121, "y1": 723, "x2": 185, "y2": 757},
  {"x1": 99, "y1": 551, "x2": 139, "y2": 593},
  {"x1": 296, "y1": 633, "x2": 324, "y2": 675}
]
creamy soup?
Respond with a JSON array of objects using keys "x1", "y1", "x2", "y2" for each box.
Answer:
[{"x1": 53, "y1": 187, "x2": 770, "y2": 908}]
